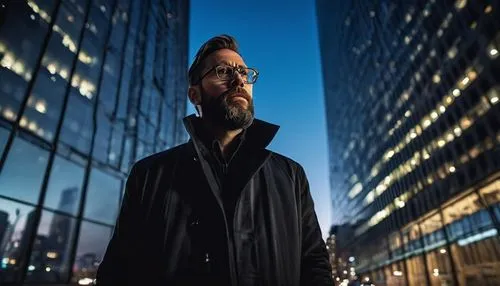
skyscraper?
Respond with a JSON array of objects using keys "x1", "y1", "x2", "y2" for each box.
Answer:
[
  {"x1": 317, "y1": 1, "x2": 500, "y2": 285},
  {"x1": 0, "y1": 0, "x2": 189, "y2": 284}
]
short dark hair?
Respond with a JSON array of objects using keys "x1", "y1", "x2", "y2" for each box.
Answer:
[{"x1": 188, "y1": 34, "x2": 240, "y2": 85}]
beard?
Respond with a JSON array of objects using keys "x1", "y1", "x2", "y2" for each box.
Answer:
[{"x1": 200, "y1": 86, "x2": 255, "y2": 130}]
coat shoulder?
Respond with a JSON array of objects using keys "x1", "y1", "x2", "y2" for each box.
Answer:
[
  {"x1": 132, "y1": 143, "x2": 188, "y2": 171},
  {"x1": 268, "y1": 151, "x2": 307, "y2": 180}
]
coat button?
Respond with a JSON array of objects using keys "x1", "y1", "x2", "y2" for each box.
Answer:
[{"x1": 205, "y1": 253, "x2": 210, "y2": 263}]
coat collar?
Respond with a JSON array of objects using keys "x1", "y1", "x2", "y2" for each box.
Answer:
[{"x1": 182, "y1": 114, "x2": 280, "y2": 151}]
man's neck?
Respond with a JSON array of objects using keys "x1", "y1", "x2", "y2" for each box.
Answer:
[{"x1": 201, "y1": 119, "x2": 243, "y2": 159}]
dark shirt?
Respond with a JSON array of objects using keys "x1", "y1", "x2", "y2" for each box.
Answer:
[{"x1": 190, "y1": 119, "x2": 247, "y2": 216}]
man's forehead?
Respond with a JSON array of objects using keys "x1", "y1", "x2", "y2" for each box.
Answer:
[{"x1": 206, "y1": 49, "x2": 246, "y2": 67}]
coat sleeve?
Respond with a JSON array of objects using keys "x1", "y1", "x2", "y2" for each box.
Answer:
[
  {"x1": 95, "y1": 164, "x2": 141, "y2": 285},
  {"x1": 298, "y1": 166, "x2": 333, "y2": 286}
]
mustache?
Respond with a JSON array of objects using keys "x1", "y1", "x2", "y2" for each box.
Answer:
[{"x1": 223, "y1": 87, "x2": 252, "y2": 103}]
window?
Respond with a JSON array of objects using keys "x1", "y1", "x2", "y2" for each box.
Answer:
[
  {"x1": 20, "y1": 2, "x2": 88, "y2": 142},
  {"x1": 85, "y1": 0, "x2": 112, "y2": 45},
  {"x1": 59, "y1": 92, "x2": 94, "y2": 154},
  {"x1": 72, "y1": 37, "x2": 102, "y2": 100},
  {"x1": 83, "y1": 167, "x2": 122, "y2": 225},
  {"x1": 44, "y1": 155, "x2": 86, "y2": 215},
  {"x1": 0, "y1": 137, "x2": 49, "y2": 204},
  {"x1": 426, "y1": 247, "x2": 454, "y2": 286},
  {"x1": 406, "y1": 255, "x2": 427, "y2": 286},
  {"x1": 98, "y1": 52, "x2": 120, "y2": 115},
  {"x1": 479, "y1": 179, "x2": 500, "y2": 221},
  {"x1": 0, "y1": 198, "x2": 36, "y2": 283},
  {"x1": 24, "y1": 210, "x2": 77, "y2": 283},
  {"x1": 0, "y1": 127, "x2": 9, "y2": 155},
  {"x1": 92, "y1": 107, "x2": 112, "y2": 163},
  {"x1": 71, "y1": 221, "x2": 112, "y2": 284},
  {"x1": 0, "y1": 0, "x2": 58, "y2": 122},
  {"x1": 108, "y1": 122, "x2": 124, "y2": 167},
  {"x1": 116, "y1": 64, "x2": 132, "y2": 119},
  {"x1": 120, "y1": 136, "x2": 133, "y2": 173}
]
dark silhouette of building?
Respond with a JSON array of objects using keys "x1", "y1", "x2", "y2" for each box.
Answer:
[{"x1": 317, "y1": 0, "x2": 500, "y2": 285}]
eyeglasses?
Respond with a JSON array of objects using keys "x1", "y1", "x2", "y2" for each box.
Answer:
[{"x1": 197, "y1": 65, "x2": 259, "y2": 84}]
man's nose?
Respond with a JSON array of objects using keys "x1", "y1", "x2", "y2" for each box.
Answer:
[{"x1": 231, "y1": 72, "x2": 245, "y2": 88}]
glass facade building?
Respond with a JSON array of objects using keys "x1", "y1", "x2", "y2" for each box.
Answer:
[
  {"x1": 317, "y1": 0, "x2": 500, "y2": 285},
  {"x1": 0, "y1": 0, "x2": 189, "y2": 284}
]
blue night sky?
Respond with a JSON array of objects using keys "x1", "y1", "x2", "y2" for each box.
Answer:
[{"x1": 189, "y1": 0, "x2": 332, "y2": 237}]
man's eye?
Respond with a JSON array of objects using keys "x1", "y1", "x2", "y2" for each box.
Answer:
[{"x1": 219, "y1": 67, "x2": 232, "y2": 74}]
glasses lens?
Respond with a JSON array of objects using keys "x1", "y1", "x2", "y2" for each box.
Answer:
[
  {"x1": 245, "y1": 69, "x2": 258, "y2": 83},
  {"x1": 215, "y1": 66, "x2": 258, "y2": 83},
  {"x1": 216, "y1": 66, "x2": 233, "y2": 80}
]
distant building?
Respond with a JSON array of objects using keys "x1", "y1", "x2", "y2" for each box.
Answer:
[{"x1": 318, "y1": 0, "x2": 500, "y2": 285}]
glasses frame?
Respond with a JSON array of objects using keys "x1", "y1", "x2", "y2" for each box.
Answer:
[{"x1": 196, "y1": 64, "x2": 259, "y2": 85}]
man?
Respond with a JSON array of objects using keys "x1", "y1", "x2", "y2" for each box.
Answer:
[{"x1": 96, "y1": 35, "x2": 332, "y2": 286}]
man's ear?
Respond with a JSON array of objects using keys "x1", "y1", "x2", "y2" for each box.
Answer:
[
  {"x1": 188, "y1": 86, "x2": 203, "y2": 117},
  {"x1": 188, "y1": 86, "x2": 201, "y2": 105}
]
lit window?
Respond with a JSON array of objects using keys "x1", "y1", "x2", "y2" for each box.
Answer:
[
  {"x1": 415, "y1": 125, "x2": 422, "y2": 135},
  {"x1": 444, "y1": 95, "x2": 454, "y2": 106},
  {"x1": 446, "y1": 132, "x2": 454, "y2": 142},
  {"x1": 447, "y1": 46, "x2": 458, "y2": 59},
  {"x1": 432, "y1": 73, "x2": 441, "y2": 83},
  {"x1": 422, "y1": 117, "x2": 432, "y2": 129},
  {"x1": 486, "y1": 87, "x2": 499, "y2": 104},
  {"x1": 439, "y1": 105, "x2": 446, "y2": 113},
  {"x1": 454, "y1": 0, "x2": 467, "y2": 9},
  {"x1": 431, "y1": 111, "x2": 439, "y2": 120},
  {"x1": 488, "y1": 44, "x2": 499, "y2": 59},
  {"x1": 405, "y1": 36, "x2": 411, "y2": 44},
  {"x1": 405, "y1": 13, "x2": 412, "y2": 23},
  {"x1": 460, "y1": 117, "x2": 472, "y2": 129},
  {"x1": 35, "y1": 100, "x2": 47, "y2": 114}
]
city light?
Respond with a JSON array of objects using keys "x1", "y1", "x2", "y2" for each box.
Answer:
[
  {"x1": 46, "y1": 252, "x2": 58, "y2": 259},
  {"x1": 433, "y1": 268, "x2": 439, "y2": 277},
  {"x1": 35, "y1": 100, "x2": 47, "y2": 114},
  {"x1": 440, "y1": 248, "x2": 447, "y2": 254},
  {"x1": 432, "y1": 73, "x2": 441, "y2": 83},
  {"x1": 393, "y1": 270, "x2": 403, "y2": 276},
  {"x1": 28, "y1": 265, "x2": 36, "y2": 271},
  {"x1": 78, "y1": 278, "x2": 94, "y2": 285},
  {"x1": 45, "y1": 267, "x2": 51, "y2": 272},
  {"x1": 490, "y1": 48, "x2": 499, "y2": 57}
]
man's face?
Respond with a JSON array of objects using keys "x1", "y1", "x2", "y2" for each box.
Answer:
[{"x1": 191, "y1": 49, "x2": 255, "y2": 130}]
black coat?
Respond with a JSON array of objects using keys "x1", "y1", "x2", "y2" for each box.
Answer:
[{"x1": 96, "y1": 115, "x2": 333, "y2": 286}]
